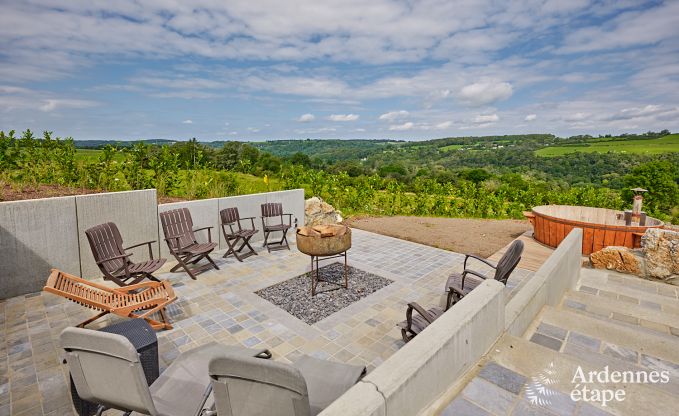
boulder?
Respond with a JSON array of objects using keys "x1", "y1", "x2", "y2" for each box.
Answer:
[
  {"x1": 304, "y1": 197, "x2": 343, "y2": 226},
  {"x1": 641, "y1": 228, "x2": 679, "y2": 280},
  {"x1": 590, "y1": 246, "x2": 642, "y2": 276}
]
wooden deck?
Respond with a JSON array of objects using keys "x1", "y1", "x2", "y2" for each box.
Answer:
[{"x1": 488, "y1": 231, "x2": 554, "y2": 272}]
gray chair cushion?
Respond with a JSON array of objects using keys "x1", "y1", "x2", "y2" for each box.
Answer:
[{"x1": 292, "y1": 355, "x2": 366, "y2": 416}]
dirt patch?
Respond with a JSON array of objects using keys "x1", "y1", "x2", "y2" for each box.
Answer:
[
  {"x1": 346, "y1": 215, "x2": 531, "y2": 258},
  {"x1": 0, "y1": 183, "x2": 186, "y2": 204}
]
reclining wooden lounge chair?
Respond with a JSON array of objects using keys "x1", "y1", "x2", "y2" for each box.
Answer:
[
  {"x1": 61, "y1": 327, "x2": 271, "y2": 416},
  {"x1": 397, "y1": 240, "x2": 524, "y2": 343},
  {"x1": 209, "y1": 352, "x2": 366, "y2": 416},
  {"x1": 43, "y1": 269, "x2": 176, "y2": 330},
  {"x1": 220, "y1": 207, "x2": 258, "y2": 262},
  {"x1": 445, "y1": 239, "x2": 524, "y2": 309},
  {"x1": 85, "y1": 222, "x2": 166, "y2": 287},
  {"x1": 160, "y1": 208, "x2": 219, "y2": 280},
  {"x1": 261, "y1": 202, "x2": 297, "y2": 252}
]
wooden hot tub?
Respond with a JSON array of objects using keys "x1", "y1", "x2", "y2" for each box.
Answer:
[{"x1": 525, "y1": 205, "x2": 664, "y2": 255}]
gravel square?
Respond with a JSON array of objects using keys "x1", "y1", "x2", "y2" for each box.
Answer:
[{"x1": 255, "y1": 262, "x2": 393, "y2": 325}]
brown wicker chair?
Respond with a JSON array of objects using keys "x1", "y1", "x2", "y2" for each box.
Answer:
[
  {"x1": 160, "y1": 208, "x2": 219, "y2": 280},
  {"x1": 220, "y1": 207, "x2": 258, "y2": 261},
  {"x1": 44, "y1": 269, "x2": 176, "y2": 330},
  {"x1": 445, "y1": 239, "x2": 524, "y2": 309},
  {"x1": 85, "y1": 222, "x2": 166, "y2": 286},
  {"x1": 261, "y1": 202, "x2": 297, "y2": 252},
  {"x1": 398, "y1": 240, "x2": 524, "y2": 343}
]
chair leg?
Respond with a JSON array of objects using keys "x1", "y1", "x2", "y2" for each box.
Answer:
[
  {"x1": 262, "y1": 231, "x2": 270, "y2": 247},
  {"x1": 176, "y1": 256, "x2": 198, "y2": 280},
  {"x1": 77, "y1": 311, "x2": 109, "y2": 328},
  {"x1": 223, "y1": 237, "x2": 243, "y2": 262},
  {"x1": 206, "y1": 254, "x2": 220, "y2": 270}
]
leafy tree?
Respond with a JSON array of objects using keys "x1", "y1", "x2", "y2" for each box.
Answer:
[{"x1": 623, "y1": 161, "x2": 679, "y2": 215}]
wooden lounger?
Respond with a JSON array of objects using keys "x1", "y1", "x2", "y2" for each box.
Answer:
[{"x1": 43, "y1": 269, "x2": 177, "y2": 330}]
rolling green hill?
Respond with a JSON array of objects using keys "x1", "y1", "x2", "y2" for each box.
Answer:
[{"x1": 536, "y1": 134, "x2": 679, "y2": 157}]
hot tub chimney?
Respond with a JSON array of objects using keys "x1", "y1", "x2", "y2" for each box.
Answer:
[{"x1": 627, "y1": 188, "x2": 648, "y2": 225}]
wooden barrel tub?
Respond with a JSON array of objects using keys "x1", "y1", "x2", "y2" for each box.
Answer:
[{"x1": 524, "y1": 205, "x2": 664, "y2": 255}]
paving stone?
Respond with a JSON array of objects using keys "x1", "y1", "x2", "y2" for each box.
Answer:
[
  {"x1": 511, "y1": 399, "x2": 558, "y2": 415},
  {"x1": 578, "y1": 286, "x2": 598, "y2": 295},
  {"x1": 537, "y1": 323, "x2": 568, "y2": 341},
  {"x1": 440, "y1": 397, "x2": 491, "y2": 416},
  {"x1": 564, "y1": 300, "x2": 587, "y2": 311},
  {"x1": 567, "y1": 331, "x2": 601, "y2": 352},
  {"x1": 461, "y1": 378, "x2": 517, "y2": 415},
  {"x1": 577, "y1": 402, "x2": 615, "y2": 416},
  {"x1": 530, "y1": 333, "x2": 563, "y2": 351},
  {"x1": 602, "y1": 342, "x2": 638, "y2": 364},
  {"x1": 640, "y1": 300, "x2": 661, "y2": 310},
  {"x1": 478, "y1": 361, "x2": 527, "y2": 394}
]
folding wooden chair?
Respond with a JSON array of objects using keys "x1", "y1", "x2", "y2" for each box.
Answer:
[
  {"x1": 261, "y1": 202, "x2": 297, "y2": 252},
  {"x1": 43, "y1": 269, "x2": 177, "y2": 330},
  {"x1": 159, "y1": 208, "x2": 219, "y2": 280},
  {"x1": 85, "y1": 222, "x2": 166, "y2": 286},
  {"x1": 220, "y1": 207, "x2": 258, "y2": 262}
]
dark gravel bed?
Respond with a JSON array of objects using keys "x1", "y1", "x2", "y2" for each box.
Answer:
[{"x1": 255, "y1": 262, "x2": 393, "y2": 325}]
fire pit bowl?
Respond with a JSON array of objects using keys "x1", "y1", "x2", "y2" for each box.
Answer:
[
  {"x1": 296, "y1": 224, "x2": 352, "y2": 256},
  {"x1": 296, "y1": 224, "x2": 352, "y2": 295}
]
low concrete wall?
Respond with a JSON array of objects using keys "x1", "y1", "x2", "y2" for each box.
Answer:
[
  {"x1": 0, "y1": 196, "x2": 80, "y2": 298},
  {"x1": 321, "y1": 280, "x2": 505, "y2": 416},
  {"x1": 505, "y1": 228, "x2": 583, "y2": 336},
  {"x1": 77, "y1": 190, "x2": 159, "y2": 279},
  {"x1": 321, "y1": 228, "x2": 583, "y2": 416},
  {"x1": 0, "y1": 189, "x2": 305, "y2": 298}
]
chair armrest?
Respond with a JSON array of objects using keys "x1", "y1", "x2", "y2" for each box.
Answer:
[
  {"x1": 96, "y1": 253, "x2": 131, "y2": 265},
  {"x1": 124, "y1": 240, "x2": 157, "y2": 260},
  {"x1": 238, "y1": 216, "x2": 256, "y2": 220},
  {"x1": 113, "y1": 281, "x2": 160, "y2": 293},
  {"x1": 406, "y1": 302, "x2": 435, "y2": 324},
  {"x1": 282, "y1": 213, "x2": 297, "y2": 227},
  {"x1": 462, "y1": 269, "x2": 489, "y2": 281},
  {"x1": 238, "y1": 217, "x2": 257, "y2": 230},
  {"x1": 164, "y1": 234, "x2": 192, "y2": 253},
  {"x1": 464, "y1": 253, "x2": 497, "y2": 270},
  {"x1": 193, "y1": 226, "x2": 213, "y2": 242}
]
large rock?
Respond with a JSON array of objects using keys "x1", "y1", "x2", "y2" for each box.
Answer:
[
  {"x1": 642, "y1": 228, "x2": 679, "y2": 279},
  {"x1": 590, "y1": 246, "x2": 642, "y2": 276},
  {"x1": 304, "y1": 197, "x2": 343, "y2": 226}
]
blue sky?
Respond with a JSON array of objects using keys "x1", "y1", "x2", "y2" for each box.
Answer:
[{"x1": 1, "y1": 0, "x2": 678, "y2": 141}]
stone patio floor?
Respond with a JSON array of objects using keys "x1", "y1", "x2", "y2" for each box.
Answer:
[{"x1": 0, "y1": 228, "x2": 534, "y2": 416}]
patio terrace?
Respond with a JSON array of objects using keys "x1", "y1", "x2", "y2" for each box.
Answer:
[{"x1": 1, "y1": 227, "x2": 533, "y2": 416}]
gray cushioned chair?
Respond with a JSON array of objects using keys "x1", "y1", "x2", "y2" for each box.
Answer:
[
  {"x1": 209, "y1": 353, "x2": 366, "y2": 416},
  {"x1": 61, "y1": 327, "x2": 270, "y2": 416}
]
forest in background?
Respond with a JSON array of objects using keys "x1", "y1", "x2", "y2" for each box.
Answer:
[{"x1": 1, "y1": 129, "x2": 677, "y2": 224}]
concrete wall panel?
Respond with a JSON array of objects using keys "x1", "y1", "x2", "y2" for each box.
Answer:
[
  {"x1": 0, "y1": 196, "x2": 80, "y2": 298},
  {"x1": 76, "y1": 190, "x2": 159, "y2": 279}
]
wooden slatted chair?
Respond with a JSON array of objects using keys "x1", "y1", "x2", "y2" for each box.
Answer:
[
  {"x1": 85, "y1": 222, "x2": 166, "y2": 287},
  {"x1": 261, "y1": 202, "x2": 297, "y2": 252},
  {"x1": 43, "y1": 269, "x2": 177, "y2": 330},
  {"x1": 220, "y1": 207, "x2": 258, "y2": 262},
  {"x1": 159, "y1": 208, "x2": 219, "y2": 280}
]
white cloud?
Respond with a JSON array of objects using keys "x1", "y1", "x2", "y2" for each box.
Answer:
[
  {"x1": 435, "y1": 121, "x2": 453, "y2": 129},
  {"x1": 458, "y1": 81, "x2": 513, "y2": 106},
  {"x1": 327, "y1": 114, "x2": 359, "y2": 122},
  {"x1": 524, "y1": 114, "x2": 537, "y2": 121},
  {"x1": 378, "y1": 110, "x2": 409, "y2": 121},
  {"x1": 247, "y1": 127, "x2": 260, "y2": 132},
  {"x1": 182, "y1": 119, "x2": 193, "y2": 124},
  {"x1": 297, "y1": 113, "x2": 315, "y2": 122},
  {"x1": 473, "y1": 114, "x2": 499, "y2": 123},
  {"x1": 389, "y1": 122, "x2": 414, "y2": 131}
]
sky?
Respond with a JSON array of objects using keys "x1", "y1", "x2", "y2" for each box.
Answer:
[{"x1": 1, "y1": 0, "x2": 679, "y2": 141}]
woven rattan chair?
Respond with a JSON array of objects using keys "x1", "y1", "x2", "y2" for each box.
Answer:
[
  {"x1": 261, "y1": 202, "x2": 297, "y2": 252},
  {"x1": 85, "y1": 222, "x2": 166, "y2": 286},
  {"x1": 445, "y1": 239, "x2": 524, "y2": 309},
  {"x1": 160, "y1": 208, "x2": 219, "y2": 280},
  {"x1": 43, "y1": 269, "x2": 176, "y2": 330},
  {"x1": 220, "y1": 207, "x2": 258, "y2": 262}
]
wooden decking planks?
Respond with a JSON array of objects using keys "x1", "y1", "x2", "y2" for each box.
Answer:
[{"x1": 488, "y1": 231, "x2": 554, "y2": 272}]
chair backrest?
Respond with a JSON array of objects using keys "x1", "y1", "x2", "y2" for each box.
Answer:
[
  {"x1": 85, "y1": 222, "x2": 127, "y2": 274},
  {"x1": 210, "y1": 353, "x2": 311, "y2": 416},
  {"x1": 494, "y1": 240, "x2": 524, "y2": 284},
  {"x1": 220, "y1": 207, "x2": 240, "y2": 225},
  {"x1": 60, "y1": 327, "x2": 158, "y2": 415},
  {"x1": 159, "y1": 208, "x2": 196, "y2": 253},
  {"x1": 261, "y1": 202, "x2": 283, "y2": 218}
]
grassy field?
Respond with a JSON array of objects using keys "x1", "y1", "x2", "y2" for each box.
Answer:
[
  {"x1": 439, "y1": 144, "x2": 463, "y2": 151},
  {"x1": 75, "y1": 148, "x2": 125, "y2": 162},
  {"x1": 535, "y1": 134, "x2": 679, "y2": 157}
]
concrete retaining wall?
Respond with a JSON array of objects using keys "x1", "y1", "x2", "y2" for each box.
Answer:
[
  {"x1": 505, "y1": 228, "x2": 582, "y2": 336},
  {"x1": 0, "y1": 189, "x2": 304, "y2": 298},
  {"x1": 321, "y1": 228, "x2": 583, "y2": 416},
  {"x1": 0, "y1": 196, "x2": 80, "y2": 298}
]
